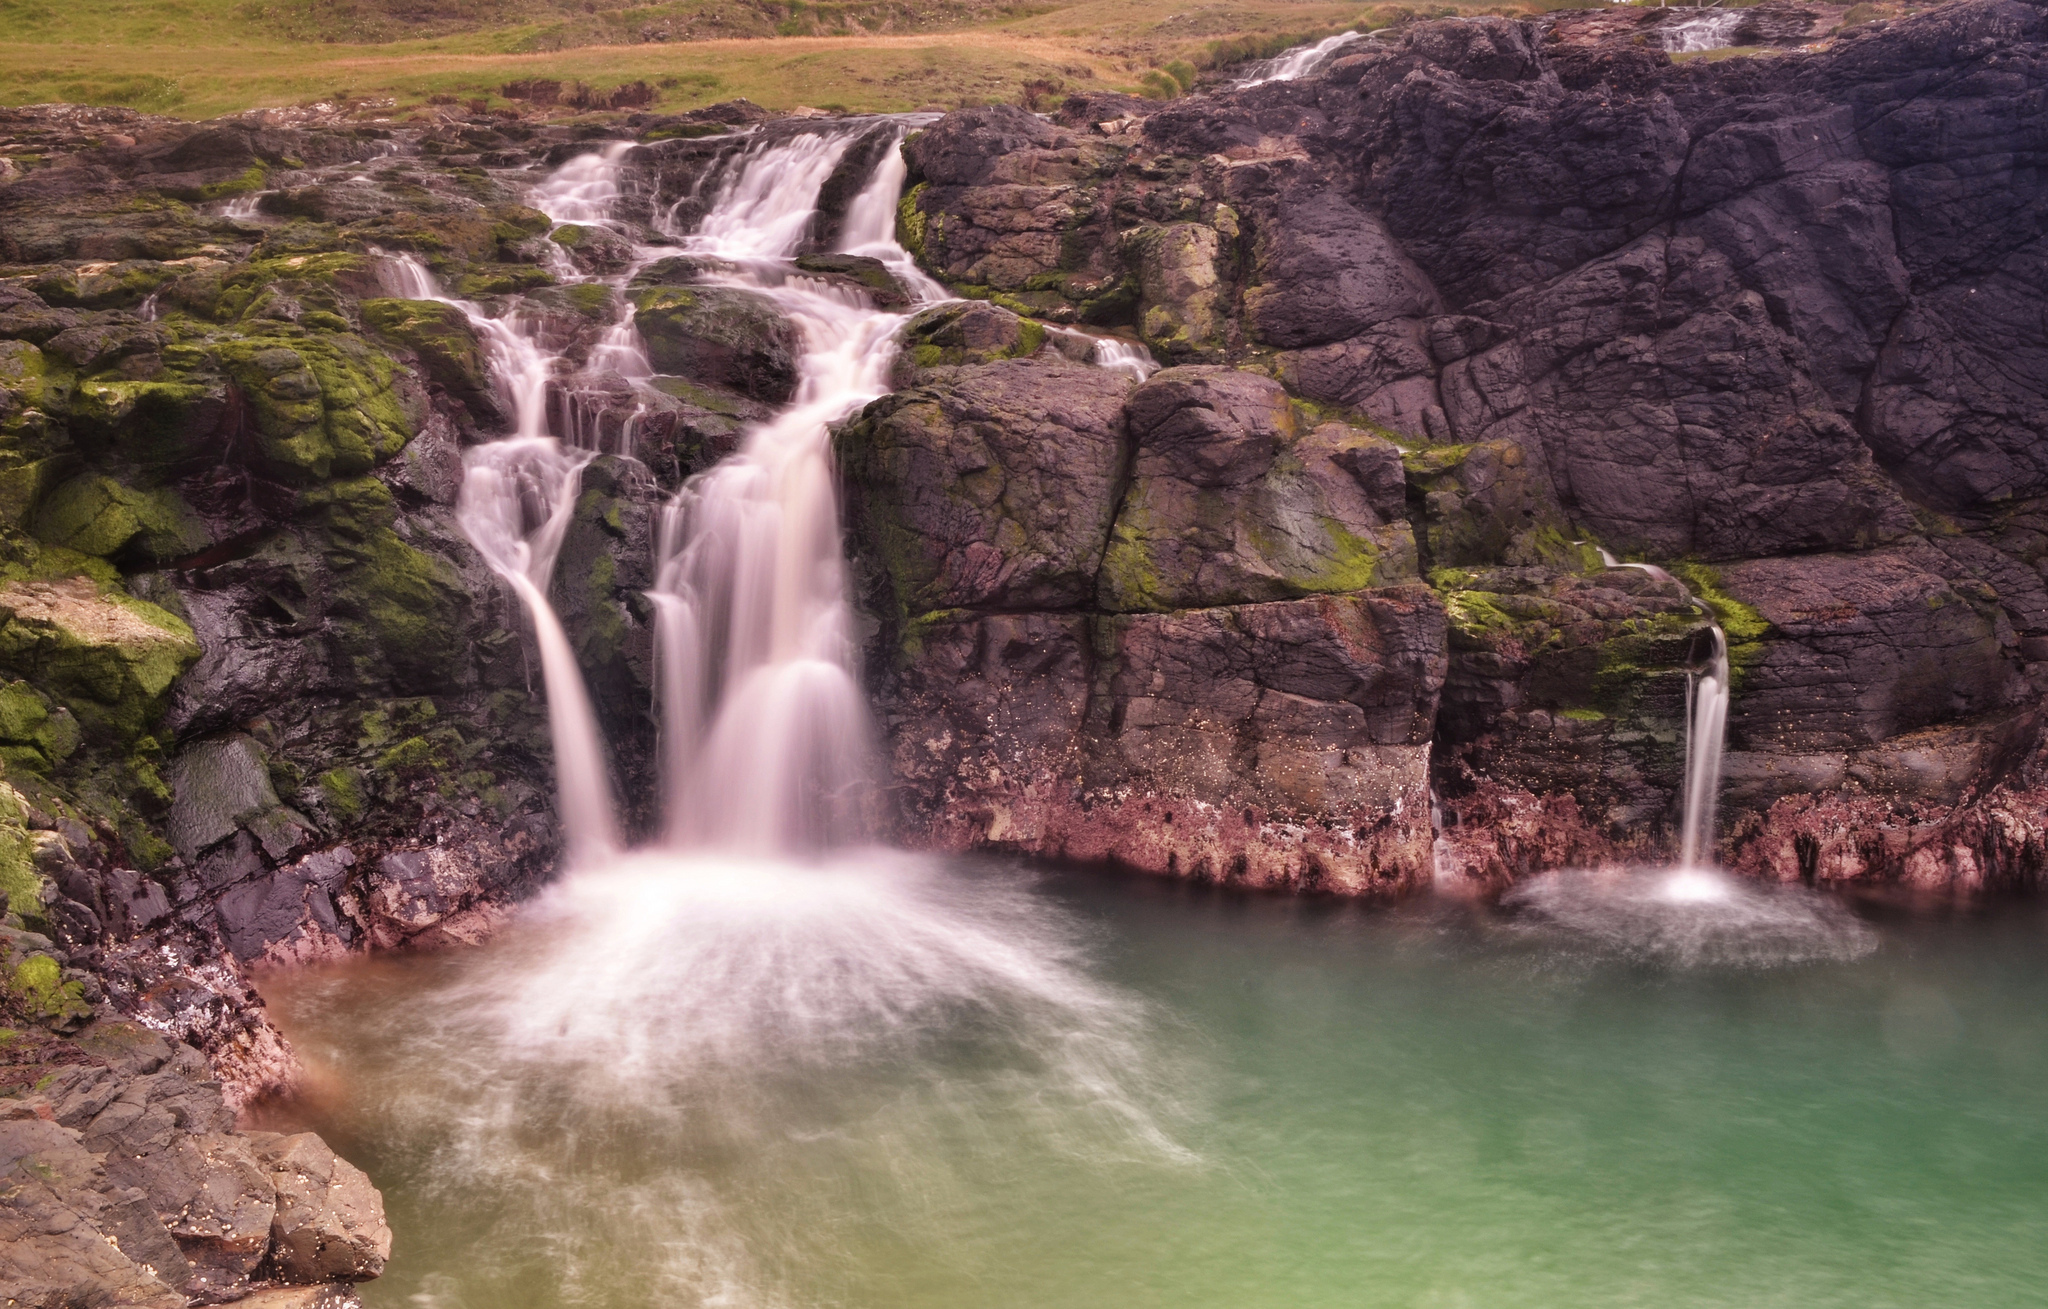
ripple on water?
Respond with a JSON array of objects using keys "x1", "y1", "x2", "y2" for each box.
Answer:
[{"x1": 1501, "y1": 867, "x2": 1879, "y2": 968}]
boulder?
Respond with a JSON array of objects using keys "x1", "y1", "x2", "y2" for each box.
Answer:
[
  {"x1": 838, "y1": 355, "x2": 1134, "y2": 623},
  {"x1": 248, "y1": 1132, "x2": 392, "y2": 1283},
  {"x1": 630, "y1": 283, "x2": 799, "y2": 403}
]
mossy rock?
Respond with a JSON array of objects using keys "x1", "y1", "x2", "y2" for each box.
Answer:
[
  {"x1": 893, "y1": 301, "x2": 1046, "y2": 381},
  {"x1": 212, "y1": 331, "x2": 414, "y2": 482},
  {"x1": 29, "y1": 260, "x2": 183, "y2": 312},
  {"x1": 632, "y1": 284, "x2": 799, "y2": 404},
  {"x1": 30, "y1": 474, "x2": 209, "y2": 563},
  {"x1": 0, "y1": 576, "x2": 198, "y2": 746},
  {"x1": 1402, "y1": 440, "x2": 1578, "y2": 571},
  {"x1": 0, "y1": 781, "x2": 46, "y2": 933},
  {"x1": 455, "y1": 265, "x2": 557, "y2": 297},
  {"x1": 3, "y1": 949, "x2": 91, "y2": 1031},
  {"x1": 304, "y1": 478, "x2": 470, "y2": 691},
  {"x1": 0, "y1": 680, "x2": 80, "y2": 775},
  {"x1": 361, "y1": 297, "x2": 492, "y2": 406}
]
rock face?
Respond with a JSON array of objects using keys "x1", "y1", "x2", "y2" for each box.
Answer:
[
  {"x1": 843, "y1": 304, "x2": 1452, "y2": 892},
  {"x1": 0, "y1": 1009, "x2": 385, "y2": 1306},
  {"x1": 853, "y1": 0, "x2": 2048, "y2": 894}
]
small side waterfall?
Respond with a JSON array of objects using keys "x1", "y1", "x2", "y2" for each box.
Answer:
[
  {"x1": 378, "y1": 240, "x2": 621, "y2": 858},
  {"x1": 1597, "y1": 549, "x2": 1731, "y2": 869},
  {"x1": 1679, "y1": 624, "x2": 1730, "y2": 872},
  {"x1": 458, "y1": 441, "x2": 622, "y2": 859},
  {"x1": 1662, "y1": 9, "x2": 1743, "y2": 52},
  {"x1": 1236, "y1": 31, "x2": 1363, "y2": 86}
]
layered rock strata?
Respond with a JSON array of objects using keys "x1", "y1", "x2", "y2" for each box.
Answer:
[{"x1": 861, "y1": 0, "x2": 2048, "y2": 894}]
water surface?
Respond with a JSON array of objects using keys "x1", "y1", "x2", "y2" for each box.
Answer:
[{"x1": 265, "y1": 858, "x2": 2048, "y2": 1309}]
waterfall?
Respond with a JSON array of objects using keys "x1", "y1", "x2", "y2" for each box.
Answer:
[
  {"x1": 650, "y1": 125, "x2": 932, "y2": 853},
  {"x1": 458, "y1": 439, "x2": 622, "y2": 860},
  {"x1": 1597, "y1": 549, "x2": 1731, "y2": 868},
  {"x1": 1236, "y1": 31, "x2": 1364, "y2": 86},
  {"x1": 378, "y1": 234, "x2": 624, "y2": 859},
  {"x1": 1091, "y1": 337, "x2": 1160, "y2": 382},
  {"x1": 1679, "y1": 625, "x2": 1730, "y2": 871},
  {"x1": 1661, "y1": 9, "x2": 1743, "y2": 52}
]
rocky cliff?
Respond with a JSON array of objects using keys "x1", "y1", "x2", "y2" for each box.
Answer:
[
  {"x1": 855, "y1": 0, "x2": 2048, "y2": 897},
  {"x1": 2, "y1": 2, "x2": 2047, "y2": 1297}
]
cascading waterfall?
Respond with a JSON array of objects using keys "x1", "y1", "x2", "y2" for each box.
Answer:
[
  {"x1": 430, "y1": 123, "x2": 1149, "y2": 862},
  {"x1": 649, "y1": 126, "x2": 926, "y2": 852},
  {"x1": 1661, "y1": 9, "x2": 1743, "y2": 52}
]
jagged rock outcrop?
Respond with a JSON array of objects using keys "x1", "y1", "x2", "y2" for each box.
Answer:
[
  {"x1": 1, "y1": 1006, "x2": 386, "y2": 1307},
  {"x1": 860, "y1": 0, "x2": 2048, "y2": 893}
]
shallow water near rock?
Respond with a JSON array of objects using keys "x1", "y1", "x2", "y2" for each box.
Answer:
[{"x1": 265, "y1": 863, "x2": 2048, "y2": 1309}]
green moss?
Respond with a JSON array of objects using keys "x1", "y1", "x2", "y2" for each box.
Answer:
[
  {"x1": 0, "y1": 782, "x2": 42, "y2": 930},
  {"x1": 897, "y1": 607, "x2": 967, "y2": 662},
  {"x1": 1559, "y1": 707, "x2": 1606, "y2": 722},
  {"x1": 564, "y1": 282, "x2": 613, "y2": 318},
  {"x1": 375, "y1": 734, "x2": 443, "y2": 774},
  {"x1": 896, "y1": 182, "x2": 928, "y2": 261},
  {"x1": 1442, "y1": 589, "x2": 1516, "y2": 642},
  {"x1": 0, "y1": 680, "x2": 78, "y2": 772},
  {"x1": 213, "y1": 332, "x2": 413, "y2": 482},
  {"x1": 317, "y1": 765, "x2": 364, "y2": 821},
  {"x1": 456, "y1": 265, "x2": 556, "y2": 297},
  {"x1": 0, "y1": 577, "x2": 199, "y2": 746},
  {"x1": 361, "y1": 297, "x2": 487, "y2": 399},
  {"x1": 549, "y1": 224, "x2": 587, "y2": 248},
  {"x1": 195, "y1": 163, "x2": 268, "y2": 202},
  {"x1": 310, "y1": 480, "x2": 467, "y2": 687},
  {"x1": 1672, "y1": 561, "x2": 1771, "y2": 689},
  {"x1": 30, "y1": 475, "x2": 209, "y2": 561},
  {"x1": 1097, "y1": 501, "x2": 1166, "y2": 613},
  {"x1": 5, "y1": 951, "x2": 90, "y2": 1030},
  {"x1": 1311, "y1": 518, "x2": 1384, "y2": 592}
]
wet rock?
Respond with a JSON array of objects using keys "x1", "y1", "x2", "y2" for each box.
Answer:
[
  {"x1": 1100, "y1": 367, "x2": 1417, "y2": 610},
  {"x1": 1719, "y1": 550, "x2": 2020, "y2": 751},
  {"x1": 167, "y1": 734, "x2": 312, "y2": 862},
  {"x1": 1242, "y1": 191, "x2": 1439, "y2": 350},
  {"x1": 838, "y1": 354, "x2": 1134, "y2": 621},
  {"x1": 630, "y1": 282, "x2": 799, "y2": 403},
  {"x1": 876, "y1": 589, "x2": 1450, "y2": 893},
  {"x1": 248, "y1": 1131, "x2": 392, "y2": 1282}
]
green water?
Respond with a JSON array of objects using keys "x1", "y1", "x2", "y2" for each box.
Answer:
[{"x1": 265, "y1": 857, "x2": 2048, "y2": 1309}]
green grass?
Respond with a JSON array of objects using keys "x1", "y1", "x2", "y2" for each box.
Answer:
[{"x1": 0, "y1": 0, "x2": 1923, "y2": 118}]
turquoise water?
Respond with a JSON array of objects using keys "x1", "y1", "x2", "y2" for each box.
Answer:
[{"x1": 265, "y1": 857, "x2": 2048, "y2": 1309}]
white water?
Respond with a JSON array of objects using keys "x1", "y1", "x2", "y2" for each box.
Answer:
[
  {"x1": 1662, "y1": 9, "x2": 1743, "y2": 52},
  {"x1": 1236, "y1": 30, "x2": 1363, "y2": 86},
  {"x1": 1595, "y1": 548, "x2": 1730, "y2": 870},
  {"x1": 379, "y1": 244, "x2": 620, "y2": 857},
  {"x1": 217, "y1": 191, "x2": 274, "y2": 220},
  {"x1": 1091, "y1": 336, "x2": 1161, "y2": 381},
  {"x1": 650, "y1": 127, "x2": 929, "y2": 852}
]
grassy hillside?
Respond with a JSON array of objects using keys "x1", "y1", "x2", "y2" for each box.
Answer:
[
  {"x1": 0, "y1": 0, "x2": 1487, "y2": 117},
  {"x1": 0, "y1": 0, "x2": 1912, "y2": 119}
]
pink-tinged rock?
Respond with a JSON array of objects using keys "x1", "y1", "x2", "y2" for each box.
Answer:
[
  {"x1": 246, "y1": 1132, "x2": 392, "y2": 1283},
  {"x1": 878, "y1": 589, "x2": 1449, "y2": 895}
]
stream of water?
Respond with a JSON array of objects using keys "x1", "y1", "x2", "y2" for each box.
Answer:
[
  {"x1": 267, "y1": 873, "x2": 2048, "y2": 1309},
  {"x1": 277, "y1": 121, "x2": 2048, "y2": 1309}
]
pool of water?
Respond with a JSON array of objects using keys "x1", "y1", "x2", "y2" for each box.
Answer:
[{"x1": 262, "y1": 853, "x2": 2048, "y2": 1309}]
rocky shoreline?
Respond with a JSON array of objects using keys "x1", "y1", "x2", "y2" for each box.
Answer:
[{"x1": 3, "y1": 1, "x2": 2048, "y2": 1301}]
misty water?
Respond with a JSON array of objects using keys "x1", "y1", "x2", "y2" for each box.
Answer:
[
  {"x1": 265, "y1": 862, "x2": 2048, "y2": 1309},
  {"x1": 258, "y1": 117, "x2": 2048, "y2": 1309}
]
